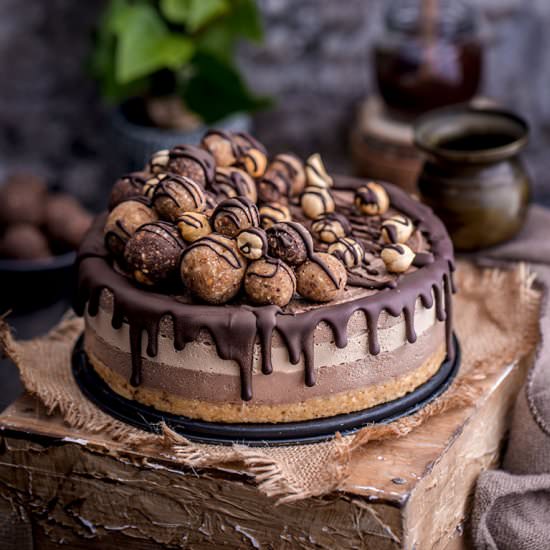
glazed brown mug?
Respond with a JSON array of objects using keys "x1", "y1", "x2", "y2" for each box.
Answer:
[{"x1": 414, "y1": 107, "x2": 530, "y2": 251}]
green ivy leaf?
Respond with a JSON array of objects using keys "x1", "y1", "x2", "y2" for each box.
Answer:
[
  {"x1": 161, "y1": 0, "x2": 229, "y2": 31},
  {"x1": 115, "y1": 4, "x2": 194, "y2": 83},
  {"x1": 183, "y1": 52, "x2": 271, "y2": 123}
]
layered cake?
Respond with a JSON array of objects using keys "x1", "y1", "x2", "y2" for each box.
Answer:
[{"x1": 75, "y1": 130, "x2": 455, "y2": 423}]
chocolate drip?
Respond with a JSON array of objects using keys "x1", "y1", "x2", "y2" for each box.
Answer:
[
  {"x1": 76, "y1": 179, "x2": 455, "y2": 403},
  {"x1": 413, "y1": 252, "x2": 435, "y2": 267}
]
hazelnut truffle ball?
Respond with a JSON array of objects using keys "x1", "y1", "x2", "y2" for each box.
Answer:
[
  {"x1": 267, "y1": 221, "x2": 313, "y2": 267},
  {"x1": 239, "y1": 148, "x2": 268, "y2": 179},
  {"x1": 109, "y1": 172, "x2": 148, "y2": 210},
  {"x1": 244, "y1": 259, "x2": 296, "y2": 307},
  {"x1": 148, "y1": 149, "x2": 170, "y2": 174},
  {"x1": 296, "y1": 253, "x2": 347, "y2": 303},
  {"x1": 0, "y1": 224, "x2": 51, "y2": 260},
  {"x1": 201, "y1": 130, "x2": 238, "y2": 166},
  {"x1": 166, "y1": 144, "x2": 216, "y2": 187},
  {"x1": 237, "y1": 227, "x2": 268, "y2": 260},
  {"x1": 180, "y1": 234, "x2": 246, "y2": 304},
  {"x1": 354, "y1": 182, "x2": 390, "y2": 216},
  {"x1": 310, "y1": 213, "x2": 351, "y2": 244},
  {"x1": 381, "y1": 214, "x2": 414, "y2": 244},
  {"x1": 300, "y1": 186, "x2": 335, "y2": 219},
  {"x1": 103, "y1": 198, "x2": 157, "y2": 257},
  {"x1": 328, "y1": 237, "x2": 364, "y2": 268},
  {"x1": 177, "y1": 212, "x2": 212, "y2": 242},
  {"x1": 381, "y1": 244, "x2": 415, "y2": 273},
  {"x1": 211, "y1": 197, "x2": 260, "y2": 238},
  {"x1": 212, "y1": 167, "x2": 257, "y2": 203},
  {"x1": 45, "y1": 194, "x2": 92, "y2": 249},
  {"x1": 305, "y1": 153, "x2": 333, "y2": 189},
  {"x1": 259, "y1": 203, "x2": 291, "y2": 229},
  {"x1": 152, "y1": 174, "x2": 206, "y2": 221},
  {"x1": 0, "y1": 173, "x2": 47, "y2": 226},
  {"x1": 124, "y1": 221, "x2": 185, "y2": 286}
]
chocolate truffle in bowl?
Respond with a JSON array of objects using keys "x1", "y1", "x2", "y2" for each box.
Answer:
[
  {"x1": 45, "y1": 194, "x2": 93, "y2": 250},
  {"x1": 0, "y1": 173, "x2": 47, "y2": 226},
  {"x1": 0, "y1": 224, "x2": 51, "y2": 260}
]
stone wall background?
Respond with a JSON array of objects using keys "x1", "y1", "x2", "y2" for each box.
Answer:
[{"x1": 0, "y1": 0, "x2": 549, "y2": 208}]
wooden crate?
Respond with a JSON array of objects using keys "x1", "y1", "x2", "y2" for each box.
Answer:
[{"x1": 0, "y1": 353, "x2": 531, "y2": 549}]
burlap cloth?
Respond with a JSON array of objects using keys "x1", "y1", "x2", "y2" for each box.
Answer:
[{"x1": 0, "y1": 216, "x2": 545, "y2": 517}]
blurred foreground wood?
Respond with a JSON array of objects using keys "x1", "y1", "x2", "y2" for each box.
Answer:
[{"x1": 0, "y1": 353, "x2": 531, "y2": 549}]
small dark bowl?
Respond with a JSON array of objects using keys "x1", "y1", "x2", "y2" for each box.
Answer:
[{"x1": 0, "y1": 251, "x2": 76, "y2": 312}]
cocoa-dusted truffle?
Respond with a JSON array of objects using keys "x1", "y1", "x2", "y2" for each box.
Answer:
[
  {"x1": 148, "y1": 149, "x2": 170, "y2": 174},
  {"x1": 305, "y1": 153, "x2": 333, "y2": 189},
  {"x1": 211, "y1": 197, "x2": 260, "y2": 237},
  {"x1": 109, "y1": 172, "x2": 148, "y2": 210},
  {"x1": 201, "y1": 129, "x2": 239, "y2": 166},
  {"x1": 257, "y1": 153, "x2": 305, "y2": 204},
  {"x1": 236, "y1": 227, "x2": 268, "y2": 260},
  {"x1": 45, "y1": 194, "x2": 92, "y2": 249},
  {"x1": 166, "y1": 144, "x2": 216, "y2": 187},
  {"x1": 267, "y1": 221, "x2": 313, "y2": 267},
  {"x1": 177, "y1": 212, "x2": 212, "y2": 242},
  {"x1": 0, "y1": 173, "x2": 47, "y2": 226},
  {"x1": 103, "y1": 198, "x2": 157, "y2": 257},
  {"x1": 381, "y1": 244, "x2": 415, "y2": 273},
  {"x1": 180, "y1": 234, "x2": 246, "y2": 304},
  {"x1": 259, "y1": 203, "x2": 291, "y2": 229},
  {"x1": 328, "y1": 237, "x2": 364, "y2": 268},
  {"x1": 354, "y1": 182, "x2": 390, "y2": 216},
  {"x1": 0, "y1": 224, "x2": 51, "y2": 260},
  {"x1": 381, "y1": 214, "x2": 414, "y2": 244},
  {"x1": 310, "y1": 213, "x2": 351, "y2": 244},
  {"x1": 152, "y1": 173, "x2": 206, "y2": 221},
  {"x1": 212, "y1": 167, "x2": 257, "y2": 203},
  {"x1": 124, "y1": 221, "x2": 185, "y2": 286},
  {"x1": 300, "y1": 186, "x2": 335, "y2": 219},
  {"x1": 296, "y1": 253, "x2": 347, "y2": 302},
  {"x1": 239, "y1": 147, "x2": 268, "y2": 179},
  {"x1": 244, "y1": 258, "x2": 296, "y2": 307}
]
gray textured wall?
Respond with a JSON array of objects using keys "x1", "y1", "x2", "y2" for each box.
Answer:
[{"x1": 0, "y1": 0, "x2": 549, "y2": 206}]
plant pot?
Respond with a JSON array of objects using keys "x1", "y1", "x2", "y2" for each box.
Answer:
[{"x1": 111, "y1": 108, "x2": 252, "y2": 173}]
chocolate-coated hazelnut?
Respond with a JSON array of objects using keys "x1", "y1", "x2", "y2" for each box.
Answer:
[
  {"x1": 0, "y1": 173, "x2": 47, "y2": 226},
  {"x1": 148, "y1": 149, "x2": 170, "y2": 174},
  {"x1": 124, "y1": 221, "x2": 185, "y2": 285},
  {"x1": 310, "y1": 213, "x2": 351, "y2": 244},
  {"x1": 201, "y1": 130, "x2": 238, "y2": 166},
  {"x1": 103, "y1": 199, "x2": 157, "y2": 257},
  {"x1": 109, "y1": 172, "x2": 148, "y2": 210},
  {"x1": 272, "y1": 153, "x2": 306, "y2": 196},
  {"x1": 0, "y1": 224, "x2": 51, "y2": 260},
  {"x1": 177, "y1": 212, "x2": 212, "y2": 242},
  {"x1": 328, "y1": 237, "x2": 364, "y2": 268},
  {"x1": 354, "y1": 182, "x2": 390, "y2": 216},
  {"x1": 143, "y1": 174, "x2": 163, "y2": 199},
  {"x1": 296, "y1": 253, "x2": 347, "y2": 302},
  {"x1": 237, "y1": 227, "x2": 268, "y2": 260},
  {"x1": 267, "y1": 221, "x2": 313, "y2": 267},
  {"x1": 152, "y1": 174, "x2": 206, "y2": 221},
  {"x1": 259, "y1": 203, "x2": 291, "y2": 229},
  {"x1": 300, "y1": 186, "x2": 335, "y2": 219},
  {"x1": 305, "y1": 153, "x2": 333, "y2": 188},
  {"x1": 381, "y1": 244, "x2": 415, "y2": 273},
  {"x1": 212, "y1": 167, "x2": 257, "y2": 203},
  {"x1": 244, "y1": 259, "x2": 296, "y2": 307},
  {"x1": 381, "y1": 214, "x2": 414, "y2": 244},
  {"x1": 211, "y1": 197, "x2": 260, "y2": 237},
  {"x1": 166, "y1": 144, "x2": 216, "y2": 187},
  {"x1": 180, "y1": 234, "x2": 246, "y2": 304},
  {"x1": 239, "y1": 148, "x2": 268, "y2": 178}
]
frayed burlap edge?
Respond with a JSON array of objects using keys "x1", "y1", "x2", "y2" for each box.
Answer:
[{"x1": 0, "y1": 262, "x2": 542, "y2": 503}]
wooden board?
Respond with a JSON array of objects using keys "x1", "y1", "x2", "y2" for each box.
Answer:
[{"x1": 0, "y1": 353, "x2": 532, "y2": 549}]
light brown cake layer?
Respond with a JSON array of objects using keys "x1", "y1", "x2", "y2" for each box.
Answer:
[{"x1": 87, "y1": 344, "x2": 445, "y2": 422}]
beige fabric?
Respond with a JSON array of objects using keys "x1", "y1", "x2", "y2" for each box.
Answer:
[{"x1": 0, "y1": 262, "x2": 541, "y2": 504}]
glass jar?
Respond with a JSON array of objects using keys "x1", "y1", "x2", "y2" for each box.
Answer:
[{"x1": 374, "y1": 0, "x2": 483, "y2": 115}]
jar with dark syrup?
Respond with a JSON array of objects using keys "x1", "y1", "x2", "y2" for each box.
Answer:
[
  {"x1": 374, "y1": 0, "x2": 483, "y2": 114},
  {"x1": 414, "y1": 107, "x2": 530, "y2": 251}
]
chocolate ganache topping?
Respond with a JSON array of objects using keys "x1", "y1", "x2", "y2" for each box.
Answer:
[{"x1": 75, "y1": 176, "x2": 455, "y2": 403}]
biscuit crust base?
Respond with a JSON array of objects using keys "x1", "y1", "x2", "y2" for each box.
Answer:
[{"x1": 87, "y1": 345, "x2": 446, "y2": 423}]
